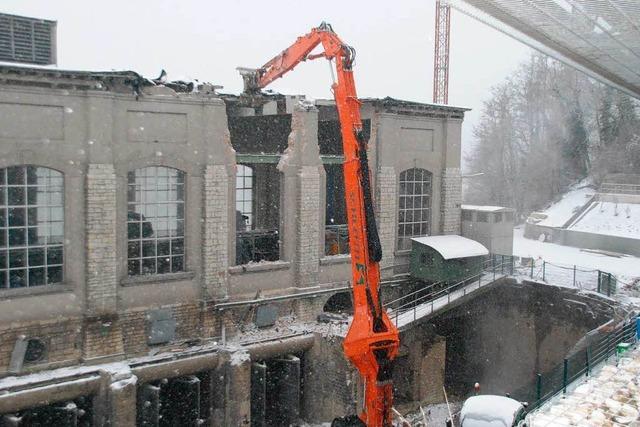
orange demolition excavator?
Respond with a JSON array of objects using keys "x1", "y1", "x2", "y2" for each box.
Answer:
[{"x1": 239, "y1": 23, "x2": 400, "y2": 426}]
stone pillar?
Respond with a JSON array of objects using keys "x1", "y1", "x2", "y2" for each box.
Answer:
[
  {"x1": 441, "y1": 167, "x2": 462, "y2": 235},
  {"x1": 419, "y1": 336, "x2": 446, "y2": 404},
  {"x1": 84, "y1": 164, "x2": 124, "y2": 362},
  {"x1": 376, "y1": 166, "x2": 397, "y2": 277},
  {"x1": 441, "y1": 117, "x2": 463, "y2": 235},
  {"x1": 295, "y1": 165, "x2": 321, "y2": 286},
  {"x1": 279, "y1": 105, "x2": 322, "y2": 287},
  {"x1": 85, "y1": 164, "x2": 118, "y2": 315},
  {"x1": 224, "y1": 350, "x2": 251, "y2": 425},
  {"x1": 202, "y1": 164, "x2": 231, "y2": 300},
  {"x1": 108, "y1": 374, "x2": 138, "y2": 427}
]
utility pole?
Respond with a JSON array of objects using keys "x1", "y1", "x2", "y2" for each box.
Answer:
[{"x1": 433, "y1": 0, "x2": 451, "y2": 104}]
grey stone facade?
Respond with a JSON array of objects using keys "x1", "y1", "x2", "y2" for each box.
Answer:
[
  {"x1": 441, "y1": 167, "x2": 462, "y2": 235},
  {"x1": 0, "y1": 65, "x2": 468, "y2": 425}
]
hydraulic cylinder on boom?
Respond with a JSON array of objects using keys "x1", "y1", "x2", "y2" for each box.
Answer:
[{"x1": 238, "y1": 23, "x2": 400, "y2": 427}]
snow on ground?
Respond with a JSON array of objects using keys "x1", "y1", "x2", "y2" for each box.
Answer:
[
  {"x1": 536, "y1": 181, "x2": 595, "y2": 227},
  {"x1": 513, "y1": 227, "x2": 640, "y2": 279},
  {"x1": 529, "y1": 346, "x2": 640, "y2": 426},
  {"x1": 568, "y1": 201, "x2": 640, "y2": 239}
]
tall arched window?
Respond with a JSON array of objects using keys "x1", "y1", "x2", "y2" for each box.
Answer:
[
  {"x1": 398, "y1": 168, "x2": 432, "y2": 250},
  {"x1": 127, "y1": 166, "x2": 185, "y2": 276},
  {"x1": 0, "y1": 166, "x2": 64, "y2": 288}
]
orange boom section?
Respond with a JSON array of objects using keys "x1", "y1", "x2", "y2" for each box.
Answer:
[{"x1": 240, "y1": 23, "x2": 399, "y2": 427}]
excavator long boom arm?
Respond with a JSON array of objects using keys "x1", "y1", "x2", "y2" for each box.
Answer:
[{"x1": 240, "y1": 23, "x2": 399, "y2": 427}]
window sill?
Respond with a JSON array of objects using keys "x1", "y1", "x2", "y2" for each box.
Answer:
[
  {"x1": 394, "y1": 250, "x2": 412, "y2": 256},
  {"x1": 229, "y1": 261, "x2": 291, "y2": 275},
  {"x1": 0, "y1": 283, "x2": 74, "y2": 299},
  {"x1": 121, "y1": 271, "x2": 195, "y2": 287},
  {"x1": 320, "y1": 254, "x2": 351, "y2": 265}
]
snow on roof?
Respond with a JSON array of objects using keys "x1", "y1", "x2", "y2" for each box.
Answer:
[
  {"x1": 411, "y1": 235, "x2": 489, "y2": 259},
  {"x1": 461, "y1": 204, "x2": 510, "y2": 212}
]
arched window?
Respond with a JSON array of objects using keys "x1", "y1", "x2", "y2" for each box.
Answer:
[
  {"x1": 398, "y1": 168, "x2": 432, "y2": 251},
  {"x1": 127, "y1": 166, "x2": 185, "y2": 276},
  {"x1": 0, "y1": 166, "x2": 64, "y2": 288},
  {"x1": 235, "y1": 164, "x2": 253, "y2": 231}
]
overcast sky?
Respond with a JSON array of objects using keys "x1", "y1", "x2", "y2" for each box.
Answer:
[{"x1": 4, "y1": 0, "x2": 531, "y2": 166}]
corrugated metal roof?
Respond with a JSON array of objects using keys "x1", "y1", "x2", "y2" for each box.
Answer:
[{"x1": 447, "y1": 0, "x2": 640, "y2": 99}]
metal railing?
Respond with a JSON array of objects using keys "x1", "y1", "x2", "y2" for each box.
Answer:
[
  {"x1": 599, "y1": 182, "x2": 640, "y2": 195},
  {"x1": 324, "y1": 224, "x2": 349, "y2": 256},
  {"x1": 513, "y1": 259, "x2": 617, "y2": 296},
  {"x1": 385, "y1": 256, "x2": 515, "y2": 327},
  {"x1": 513, "y1": 317, "x2": 637, "y2": 413},
  {"x1": 235, "y1": 229, "x2": 279, "y2": 265}
]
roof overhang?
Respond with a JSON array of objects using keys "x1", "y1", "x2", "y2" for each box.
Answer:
[
  {"x1": 446, "y1": 0, "x2": 640, "y2": 99},
  {"x1": 411, "y1": 235, "x2": 489, "y2": 260}
]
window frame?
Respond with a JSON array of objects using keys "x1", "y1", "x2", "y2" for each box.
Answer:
[
  {"x1": 236, "y1": 164, "x2": 254, "y2": 230},
  {"x1": 126, "y1": 166, "x2": 186, "y2": 277},
  {"x1": 0, "y1": 165, "x2": 65, "y2": 290},
  {"x1": 397, "y1": 168, "x2": 433, "y2": 251},
  {"x1": 324, "y1": 162, "x2": 349, "y2": 256}
]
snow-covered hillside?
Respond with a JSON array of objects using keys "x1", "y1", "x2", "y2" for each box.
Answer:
[
  {"x1": 535, "y1": 181, "x2": 595, "y2": 227},
  {"x1": 568, "y1": 201, "x2": 640, "y2": 239}
]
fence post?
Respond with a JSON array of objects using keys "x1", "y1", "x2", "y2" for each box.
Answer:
[
  {"x1": 573, "y1": 265, "x2": 576, "y2": 287},
  {"x1": 606, "y1": 333, "x2": 611, "y2": 361},
  {"x1": 501, "y1": 255, "x2": 504, "y2": 274},
  {"x1": 597, "y1": 270, "x2": 601, "y2": 294},
  {"x1": 542, "y1": 261, "x2": 546, "y2": 281},
  {"x1": 608, "y1": 273, "x2": 612, "y2": 297},
  {"x1": 563, "y1": 358, "x2": 568, "y2": 394},
  {"x1": 510, "y1": 256, "x2": 514, "y2": 275},
  {"x1": 536, "y1": 373, "x2": 542, "y2": 402},
  {"x1": 530, "y1": 261, "x2": 534, "y2": 278},
  {"x1": 586, "y1": 347, "x2": 590, "y2": 377}
]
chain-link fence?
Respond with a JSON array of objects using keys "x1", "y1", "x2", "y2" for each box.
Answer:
[{"x1": 513, "y1": 258, "x2": 618, "y2": 296}]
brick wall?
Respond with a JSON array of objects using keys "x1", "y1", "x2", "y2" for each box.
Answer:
[
  {"x1": 295, "y1": 166, "x2": 321, "y2": 287},
  {"x1": 120, "y1": 303, "x2": 202, "y2": 356},
  {"x1": 441, "y1": 167, "x2": 462, "y2": 235},
  {"x1": 203, "y1": 164, "x2": 230, "y2": 299},
  {"x1": 376, "y1": 166, "x2": 397, "y2": 274},
  {"x1": 0, "y1": 318, "x2": 83, "y2": 375},
  {"x1": 85, "y1": 164, "x2": 118, "y2": 315}
]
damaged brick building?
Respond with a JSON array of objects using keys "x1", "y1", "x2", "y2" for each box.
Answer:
[{"x1": 0, "y1": 64, "x2": 468, "y2": 425}]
